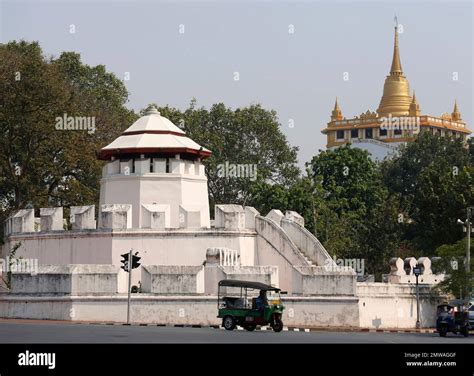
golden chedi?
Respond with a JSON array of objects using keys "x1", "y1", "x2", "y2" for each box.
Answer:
[
  {"x1": 321, "y1": 22, "x2": 471, "y2": 160},
  {"x1": 377, "y1": 25, "x2": 412, "y2": 117}
]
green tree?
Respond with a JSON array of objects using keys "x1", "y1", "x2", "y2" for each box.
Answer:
[
  {"x1": 381, "y1": 132, "x2": 473, "y2": 254},
  {"x1": 307, "y1": 145, "x2": 401, "y2": 276},
  {"x1": 156, "y1": 100, "x2": 300, "y2": 210},
  {"x1": 435, "y1": 239, "x2": 473, "y2": 299},
  {"x1": 248, "y1": 176, "x2": 317, "y2": 233},
  {"x1": 0, "y1": 41, "x2": 135, "y2": 241}
]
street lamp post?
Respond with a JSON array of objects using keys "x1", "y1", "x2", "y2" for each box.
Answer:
[
  {"x1": 457, "y1": 207, "x2": 472, "y2": 302},
  {"x1": 413, "y1": 265, "x2": 421, "y2": 329},
  {"x1": 466, "y1": 208, "x2": 471, "y2": 275}
]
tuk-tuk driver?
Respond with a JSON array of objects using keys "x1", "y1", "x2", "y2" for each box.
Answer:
[{"x1": 256, "y1": 290, "x2": 268, "y2": 314}]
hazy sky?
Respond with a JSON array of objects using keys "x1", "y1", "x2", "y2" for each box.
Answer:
[{"x1": 1, "y1": 0, "x2": 472, "y2": 167}]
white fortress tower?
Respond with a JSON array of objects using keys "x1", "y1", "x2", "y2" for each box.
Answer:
[{"x1": 98, "y1": 106, "x2": 212, "y2": 229}]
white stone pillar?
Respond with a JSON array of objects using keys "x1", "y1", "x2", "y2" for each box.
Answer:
[
  {"x1": 141, "y1": 204, "x2": 170, "y2": 229},
  {"x1": 70, "y1": 205, "x2": 96, "y2": 230},
  {"x1": 266, "y1": 209, "x2": 284, "y2": 226},
  {"x1": 10, "y1": 209, "x2": 35, "y2": 233},
  {"x1": 40, "y1": 207, "x2": 63, "y2": 231},
  {"x1": 244, "y1": 207, "x2": 259, "y2": 230},
  {"x1": 100, "y1": 204, "x2": 132, "y2": 229},
  {"x1": 284, "y1": 210, "x2": 305, "y2": 227},
  {"x1": 417, "y1": 257, "x2": 432, "y2": 275},
  {"x1": 215, "y1": 205, "x2": 245, "y2": 229},
  {"x1": 404, "y1": 257, "x2": 418, "y2": 275}
]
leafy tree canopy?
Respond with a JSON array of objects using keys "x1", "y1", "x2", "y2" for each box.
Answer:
[
  {"x1": 153, "y1": 100, "x2": 300, "y2": 210},
  {"x1": 0, "y1": 41, "x2": 136, "y2": 239}
]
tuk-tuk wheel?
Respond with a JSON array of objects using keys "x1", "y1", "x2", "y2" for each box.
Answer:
[
  {"x1": 438, "y1": 328, "x2": 447, "y2": 337},
  {"x1": 272, "y1": 319, "x2": 284, "y2": 333},
  {"x1": 461, "y1": 326, "x2": 469, "y2": 337},
  {"x1": 244, "y1": 324, "x2": 256, "y2": 331},
  {"x1": 223, "y1": 316, "x2": 236, "y2": 331}
]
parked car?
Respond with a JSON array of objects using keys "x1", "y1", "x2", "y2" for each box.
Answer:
[{"x1": 469, "y1": 304, "x2": 474, "y2": 330}]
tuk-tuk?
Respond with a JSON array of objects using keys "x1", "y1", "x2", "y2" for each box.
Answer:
[
  {"x1": 217, "y1": 280, "x2": 285, "y2": 332},
  {"x1": 436, "y1": 300, "x2": 469, "y2": 337}
]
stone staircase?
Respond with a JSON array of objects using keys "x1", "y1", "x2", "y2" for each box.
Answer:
[
  {"x1": 255, "y1": 215, "x2": 313, "y2": 267},
  {"x1": 300, "y1": 251, "x2": 315, "y2": 267},
  {"x1": 280, "y1": 216, "x2": 335, "y2": 268}
]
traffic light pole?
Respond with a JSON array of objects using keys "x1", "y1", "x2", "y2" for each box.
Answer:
[
  {"x1": 467, "y1": 208, "x2": 471, "y2": 301},
  {"x1": 126, "y1": 248, "x2": 133, "y2": 325},
  {"x1": 467, "y1": 208, "x2": 471, "y2": 274}
]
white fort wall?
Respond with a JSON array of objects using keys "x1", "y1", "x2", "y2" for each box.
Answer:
[
  {"x1": 0, "y1": 258, "x2": 443, "y2": 328},
  {"x1": 2, "y1": 205, "x2": 354, "y2": 295},
  {"x1": 1, "y1": 204, "x2": 445, "y2": 328},
  {"x1": 0, "y1": 295, "x2": 360, "y2": 328},
  {"x1": 0, "y1": 258, "x2": 442, "y2": 328},
  {"x1": 3, "y1": 230, "x2": 256, "y2": 266},
  {"x1": 0, "y1": 290, "x2": 439, "y2": 328},
  {"x1": 2, "y1": 229, "x2": 256, "y2": 291},
  {"x1": 357, "y1": 283, "x2": 444, "y2": 328}
]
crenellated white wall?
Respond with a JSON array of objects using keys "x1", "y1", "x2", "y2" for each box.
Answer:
[{"x1": 2, "y1": 229, "x2": 257, "y2": 292}]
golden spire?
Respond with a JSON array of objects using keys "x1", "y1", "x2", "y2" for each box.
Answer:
[
  {"x1": 334, "y1": 97, "x2": 341, "y2": 111},
  {"x1": 390, "y1": 23, "x2": 403, "y2": 75},
  {"x1": 451, "y1": 99, "x2": 462, "y2": 121},
  {"x1": 331, "y1": 97, "x2": 343, "y2": 121},
  {"x1": 409, "y1": 91, "x2": 421, "y2": 116},
  {"x1": 377, "y1": 20, "x2": 412, "y2": 117}
]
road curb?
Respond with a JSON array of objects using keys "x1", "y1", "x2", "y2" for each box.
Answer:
[
  {"x1": 74, "y1": 322, "x2": 439, "y2": 333},
  {"x1": 3, "y1": 318, "x2": 448, "y2": 334}
]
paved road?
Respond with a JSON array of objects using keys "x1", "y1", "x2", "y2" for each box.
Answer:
[{"x1": 0, "y1": 320, "x2": 473, "y2": 343}]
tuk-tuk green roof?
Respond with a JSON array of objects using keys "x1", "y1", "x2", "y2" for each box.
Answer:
[{"x1": 218, "y1": 279, "x2": 280, "y2": 291}]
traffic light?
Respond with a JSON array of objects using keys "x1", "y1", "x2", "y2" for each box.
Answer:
[
  {"x1": 131, "y1": 252, "x2": 141, "y2": 270},
  {"x1": 120, "y1": 253, "x2": 130, "y2": 272}
]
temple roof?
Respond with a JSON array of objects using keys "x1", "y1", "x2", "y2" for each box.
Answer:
[
  {"x1": 98, "y1": 106, "x2": 211, "y2": 160},
  {"x1": 122, "y1": 107, "x2": 185, "y2": 135}
]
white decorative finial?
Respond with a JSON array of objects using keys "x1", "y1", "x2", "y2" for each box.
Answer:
[{"x1": 145, "y1": 105, "x2": 160, "y2": 116}]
